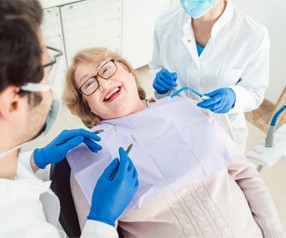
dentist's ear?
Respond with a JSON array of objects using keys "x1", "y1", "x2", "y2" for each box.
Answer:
[{"x1": 0, "y1": 86, "x2": 22, "y2": 120}]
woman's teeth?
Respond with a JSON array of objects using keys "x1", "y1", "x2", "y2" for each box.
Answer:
[{"x1": 104, "y1": 87, "x2": 120, "y2": 101}]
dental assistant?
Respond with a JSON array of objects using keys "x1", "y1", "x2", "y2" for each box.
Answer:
[
  {"x1": 150, "y1": 0, "x2": 269, "y2": 150},
  {"x1": 0, "y1": 1, "x2": 138, "y2": 237}
]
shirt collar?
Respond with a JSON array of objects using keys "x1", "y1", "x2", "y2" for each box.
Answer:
[
  {"x1": 211, "y1": 1, "x2": 234, "y2": 38},
  {"x1": 183, "y1": 15, "x2": 193, "y2": 36},
  {"x1": 182, "y1": 1, "x2": 234, "y2": 39}
]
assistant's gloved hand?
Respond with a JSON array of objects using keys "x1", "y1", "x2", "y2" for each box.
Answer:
[
  {"x1": 88, "y1": 147, "x2": 139, "y2": 226},
  {"x1": 33, "y1": 129, "x2": 102, "y2": 169},
  {"x1": 153, "y1": 68, "x2": 177, "y2": 94},
  {"x1": 197, "y1": 87, "x2": 236, "y2": 113}
]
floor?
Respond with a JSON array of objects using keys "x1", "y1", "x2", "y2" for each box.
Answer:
[{"x1": 23, "y1": 65, "x2": 286, "y2": 231}]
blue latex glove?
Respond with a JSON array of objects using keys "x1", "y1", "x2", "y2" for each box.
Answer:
[
  {"x1": 34, "y1": 129, "x2": 102, "y2": 169},
  {"x1": 153, "y1": 68, "x2": 177, "y2": 94},
  {"x1": 88, "y1": 147, "x2": 139, "y2": 226},
  {"x1": 197, "y1": 87, "x2": 236, "y2": 113}
]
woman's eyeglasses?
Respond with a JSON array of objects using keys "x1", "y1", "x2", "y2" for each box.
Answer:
[{"x1": 79, "y1": 59, "x2": 118, "y2": 96}]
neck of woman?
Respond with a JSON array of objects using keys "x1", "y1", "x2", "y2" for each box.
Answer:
[
  {"x1": 193, "y1": 0, "x2": 227, "y2": 25},
  {"x1": 191, "y1": 1, "x2": 227, "y2": 46}
]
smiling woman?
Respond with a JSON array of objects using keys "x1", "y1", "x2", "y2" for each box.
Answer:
[
  {"x1": 63, "y1": 47, "x2": 146, "y2": 127},
  {"x1": 63, "y1": 47, "x2": 285, "y2": 238}
]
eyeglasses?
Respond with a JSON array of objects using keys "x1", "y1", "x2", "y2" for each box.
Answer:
[
  {"x1": 79, "y1": 59, "x2": 118, "y2": 96},
  {"x1": 44, "y1": 46, "x2": 63, "y2": 68},
  {"x1": 20, "y1": 46, "x2": 63, "y2": 92},
  {"x1": 44, "y1": 46, "x2": 63, "y2": 86}
]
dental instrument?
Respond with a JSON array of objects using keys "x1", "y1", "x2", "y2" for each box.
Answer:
[
  {"x1": 169, "y1": 86, "x2": 209, "y2": 100},
  {"x1": 169, "y1": 86, "x2": 235, "y2": 141},
  {"x1": 110, "y1": 143, "x2": 133, "y2": 180}
]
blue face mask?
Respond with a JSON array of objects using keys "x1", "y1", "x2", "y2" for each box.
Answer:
[{"x1": 180, "y1": 0, "x2": 217, "y2": 19}]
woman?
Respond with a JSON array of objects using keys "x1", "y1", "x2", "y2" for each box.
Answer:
[
  {"x1": 150, "y1": 0, "x2": 270, "y2": 151},
  {"x1": 63, "y1": 47, "x2": 284, "y2": 237}
]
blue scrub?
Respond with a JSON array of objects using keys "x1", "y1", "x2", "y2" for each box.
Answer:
[{"x1": 196, "y1": 42, "x2": 204, "y2": 56}]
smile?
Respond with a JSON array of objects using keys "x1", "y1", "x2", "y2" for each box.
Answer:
[{"x1": 104, "y1": 86, "x2": 121, "y2": 102}]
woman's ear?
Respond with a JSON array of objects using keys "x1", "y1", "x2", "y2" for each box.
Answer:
[{"x1": 0, "y1": 86, "x2": 22, "y2": 120}]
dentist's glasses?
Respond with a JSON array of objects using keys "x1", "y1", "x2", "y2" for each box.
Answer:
[
  {"x1": 79, "y1": 59, "x2": 118, "y2": 96},
  {"x1": 44, "y1": 46, "x2": 63, "y2": 68},
  {"x1": 44, "y1": 46, "x2": 63, "y2": 85},
  {"x1": 21, "y1": 46, "x2": 63, "y2": 92}
]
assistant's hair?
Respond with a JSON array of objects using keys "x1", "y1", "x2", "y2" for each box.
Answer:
[{"x1": 63, "y1": 47, "x2": 146, "y2": 128}]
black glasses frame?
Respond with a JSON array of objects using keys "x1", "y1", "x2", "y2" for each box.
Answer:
[
  {"x1": 79, "y1": 59, "x2": 118, "y2": 96},
  {"x1": 43, "y1": 46, "x2": 63, "y2": 68}
]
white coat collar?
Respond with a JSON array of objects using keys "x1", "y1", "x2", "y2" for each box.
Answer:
[
  {"x1": 182, "y1": 16, "x2": 192, "y2": 36},
  {"x1": 211, "y1": 1, "x2": 234, "y2": 39},
  {"x1": 182, "y1": 1, "x2": 234, "y2": 41}
]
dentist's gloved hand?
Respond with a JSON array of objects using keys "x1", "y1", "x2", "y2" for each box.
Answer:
[
  {"x1": 153, "y1": 68, "x2": 177, "y2": 94},
  {"x1": 197, "y1": 87, "x2": 236, "y2": 113},
  {"x1": 33, "y1": 129, "x2": 102, "y2": 169},
  {"x1": 88, "y1": 147, "x2": 139, "y2": 226}
]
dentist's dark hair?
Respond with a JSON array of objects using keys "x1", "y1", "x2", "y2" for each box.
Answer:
[
  {"x1": 0, "y1": 0, "x2": 43, "y2": 27},
  {"x1": 0, "y1": 0, "x2": 43, "y2": 95},
  {"x1": 0, "y1": 17, "x2": 43, "y2": 93}
]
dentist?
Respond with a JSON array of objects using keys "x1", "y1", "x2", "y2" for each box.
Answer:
[{"x1": 0, "y1": 1, "x2": 138, "y2": 237}]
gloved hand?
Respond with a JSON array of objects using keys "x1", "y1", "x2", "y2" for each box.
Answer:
[
  {"x1": 153, "y1": 68, "x2": 177, "y2": 94},
  {"x1": 197, "y1": 87, "x2": 236, "y2": 113},
  {"x1": 88, "y1": 147, "x2": 139, "y2": 226},
  {"x1": 33, "y1": 129, "x2": 102, "y2": 169}
]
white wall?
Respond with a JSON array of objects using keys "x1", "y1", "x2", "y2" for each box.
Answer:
[{"x1": 232, "y1": 0, "x2": 286, "y2": 103}]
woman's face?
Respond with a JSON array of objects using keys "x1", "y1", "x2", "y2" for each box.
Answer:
[{"x1": 74, "y1": 59, "x2": 143, "y2": 120}]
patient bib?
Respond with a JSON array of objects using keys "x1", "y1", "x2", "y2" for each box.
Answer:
[{"x1": 67, "y1": 97, "x2": 232, "y2": 217}]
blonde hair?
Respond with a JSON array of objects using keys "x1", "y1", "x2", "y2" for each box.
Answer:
[{"x1": 63, "y1": 47, "x2": 146, "y2": 128}]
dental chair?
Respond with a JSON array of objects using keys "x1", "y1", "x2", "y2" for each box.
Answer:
[
  {"x1": 50, "y1": 159, "x2": 81, "y2": 237},
  {"x1": 50, "y1": 159, "x2": 125, "y2": 237}
]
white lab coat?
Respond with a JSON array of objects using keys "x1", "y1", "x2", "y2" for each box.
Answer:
[
  {"x1": 149, "y1": 1, "x2": 269, "y2": 150},
  {"x1": 0, "y1": 152, "x2": 118, "y2": 238}
]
